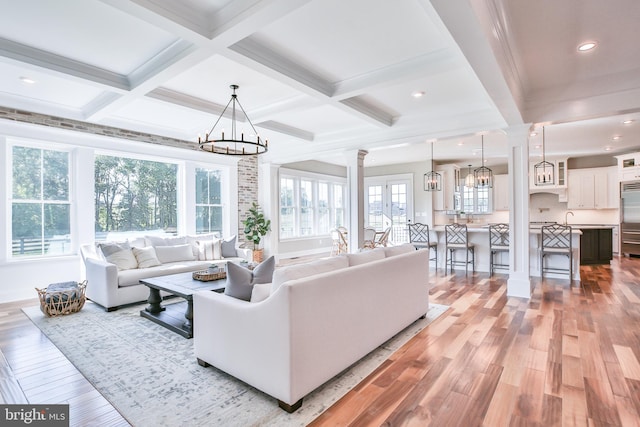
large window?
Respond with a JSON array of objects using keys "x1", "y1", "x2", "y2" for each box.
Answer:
[
  {"x1": 94, "y1": 155, "x2": 177, "y2": 239},
  {"x1": 11, "y1": 145, "x2": 71, "y2": 257},
  {"x1": 195, "y1": 168, "x2": 223, "y2": 234},
  {"x1": 279, "y1": 170, "x2": 346, "y2": 239},
  {"x1": 461, "y1": 184, "x2": 491, "y2": 214}
]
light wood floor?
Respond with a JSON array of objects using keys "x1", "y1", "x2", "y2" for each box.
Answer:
[{"x1": 2, "y1": 257, "x2": 640, "y2": 426}]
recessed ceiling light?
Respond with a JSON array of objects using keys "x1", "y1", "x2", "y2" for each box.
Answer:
[
  {"x1": 623, "y1": 119, "x2": 635, "y2": 124},
  {"x1": 613, "y1": 135, "x2": 621, "y2": 140},
  {"x1": 604, "y1": 146, "x2": 612, "y2": 151},
  {"x1": 535, "y1": 145, "x2": 541, "y2": 149},
  {"x1": 19, "y1": 76, "x2": 36, "y2": 84},
  {"x1": 530, "y1": 132, "x2": 538, "y2": 137},
  {"x1": 412, "y1": 91, "x2": 425, "y2": 98},
  {"x1": 457, "y1": 141, "x2": 464, "y2": 146},
  {"x1": 578, "y1": 41, "x2": 597, "y2": 52}
]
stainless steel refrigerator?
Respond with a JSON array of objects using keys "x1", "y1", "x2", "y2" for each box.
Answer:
[{"x1": 621, "y1": 182, "x2": 640, "y2": 256}]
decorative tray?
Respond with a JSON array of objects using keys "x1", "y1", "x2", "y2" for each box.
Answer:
[{"x1": 192, "y1": 270, "x2": 227, "y2": 282}]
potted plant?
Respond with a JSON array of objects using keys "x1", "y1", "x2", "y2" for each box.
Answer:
[{"x1": 242, "y1": 202, "x2": 271, "y2": 263}]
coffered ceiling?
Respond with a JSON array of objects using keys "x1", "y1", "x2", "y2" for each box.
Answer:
[{"x1": 0, "y1": 0, "x2": 639, "y2": 167}]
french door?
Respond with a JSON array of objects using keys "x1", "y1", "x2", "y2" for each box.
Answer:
[{"x1": 364, "y1": 174, "x2": 413, "y2": 244}]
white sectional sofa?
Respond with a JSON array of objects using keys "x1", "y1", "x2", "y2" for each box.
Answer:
[
  {"x1": 80, "y1": 234, "x2": 251, "y2": 311},
  {"x1": 193, "y1": 244, "x2": 429, "y2": 412}
]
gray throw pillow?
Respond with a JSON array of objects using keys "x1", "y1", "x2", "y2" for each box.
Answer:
[
  {"x1": 221, "y1": 235, "x2": 238, "y2": 258},
  {"x1": 224, "y1": 256, "x2": 275, "y2": 301}
]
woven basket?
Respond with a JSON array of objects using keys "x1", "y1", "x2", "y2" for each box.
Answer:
[
  {"x1": 192, "y1": 270, "x2": 227, "y2": 282},
  {"x1": 36, "y1": 280, "x2": 87, "y2": 317}
]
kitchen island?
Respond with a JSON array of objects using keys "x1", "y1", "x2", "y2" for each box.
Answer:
[{"x1": 431, "y1": 225, "x2": 582, "y2": 281}]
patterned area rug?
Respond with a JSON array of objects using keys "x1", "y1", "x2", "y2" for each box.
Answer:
[{"x1": 24, "y1": 301, "x2": 449, "y2": 427}]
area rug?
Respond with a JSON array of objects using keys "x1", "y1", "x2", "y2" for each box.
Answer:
[{"x1": 24, "y1": 301, "x2": 449, "y2": 427}]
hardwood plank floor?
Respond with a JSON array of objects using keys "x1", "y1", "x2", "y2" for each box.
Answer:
[{"x1": 1, "y1": 257, "x2": 640, "y2": 426}]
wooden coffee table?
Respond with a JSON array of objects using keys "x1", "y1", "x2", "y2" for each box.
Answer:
[{"x1": 140, "y1": 272, "x2": 225, "y2": 338}]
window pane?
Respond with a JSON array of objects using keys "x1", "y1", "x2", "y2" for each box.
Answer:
[
  {"x1": 195, "y1": 169, "x2": 209, "y2": 204},
  {"x1": 12, "y1": 146, "x2": 41, "y2": 200},
  {"x1": 196, "y1": 206, "x2": 209, "y2": 234},
  {"x1": 12, "y1": 203, "x2": 42, "y2": 256},
  {"x1": 44, "y1": 204, "x2": 71, "y2": 255},
  {"x1": 280, "y1": 207, "x2": 295, "y2": 238},
  {"x1": 209, "y1": 171, "x2": 221, "y2": 204},
  {"x1": 43, "y1": 150, "x2": 69, "y2": 200},
  {"x1": 95, "y1": 155, "x2": 177, "y2": 238}
]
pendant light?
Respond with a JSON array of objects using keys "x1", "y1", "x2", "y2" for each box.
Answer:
[
  {"x1": 465, "y1": 164, "x2": 474, "y2": 188},
  {"x1": 423, "y1": 141, "x2": 442, "y2": 191},
  {"x1": 474, "y1": 135, "x2": 493, "y2": 188},
  {"x1": 534, "y1": 126, "x2": 554, "y2": 185}
]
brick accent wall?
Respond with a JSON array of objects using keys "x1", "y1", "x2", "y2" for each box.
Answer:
[{"x1": 0, "y1": 106, "x2": 259, "y2": 241}]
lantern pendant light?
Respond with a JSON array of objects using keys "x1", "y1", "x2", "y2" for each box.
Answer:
[
  {"x1": 474, "y1": 135, "x2": 493, "y2": 188},
  {"x1": 423, "y1": 141, "x2": 442, "y2": 191},
  {"x1": 534, "y1": 126, "x2": 555, "y2": 186}
]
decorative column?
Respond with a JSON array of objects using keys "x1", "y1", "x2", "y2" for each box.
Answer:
[
  {"x1": 237, "y1": 156, "x2": 258, "y2": 246},
  {"x1": 506, "y1": 124, "x2": 533, "y2": 298},
  {"x1": 345, "y1": 149, "x2": 368, "y2": 252}
]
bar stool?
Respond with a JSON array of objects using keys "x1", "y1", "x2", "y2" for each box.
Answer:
[
  {"x1": 540, "y1": 224, "x2": 573, "y2": 280},
  {"x1": 408, "y1": 222, "x2": 438, "y2": 268},
  {"x1": 489, "y1": 223, "x2": 509, "y2": 275},
  {"x1": 445, "y1": 223, "x2": 474, "y2": 274}
]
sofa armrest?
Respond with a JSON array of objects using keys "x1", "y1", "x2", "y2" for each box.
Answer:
[{"x1": 84, "y1": 257, "x2": 119, "y2": 308}]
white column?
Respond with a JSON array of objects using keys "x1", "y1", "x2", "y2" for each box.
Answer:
[
  {"x1": 259, "y1": 162, "x2": 280, "y2": 261},
  {"x1": 506, "y1": 125, "x2": 533, "y2": 298},
  {"x1": 345, "y1": 149, "x2": 368, "y2": 252}
]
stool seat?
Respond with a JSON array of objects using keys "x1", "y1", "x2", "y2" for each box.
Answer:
[
  {"x1": 445, "y1": 223, "x2": 474, "y2": 274},
  {"x1": 540, "y1": 224, "x2": 573, "y2": 280},
  {"x1": 408, "y1": 222, "x2": 438, "y2": 269},
  {"x1": 489, "y1": 223, "x2": 510, "y2": 275}
]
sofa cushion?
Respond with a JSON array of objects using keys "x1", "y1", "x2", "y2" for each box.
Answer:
[
  {"x1": 250, "y1": 283, "x2": 271, "y2": 303},
  {"x1": 224, "y1": 256, "x2": 275, "y2": 301},
  {"x1": 347, "y1": 248, "x2": 386, "y2": 266},
  {"x1": 384, "y1": 243, "x2": 416, "y2": 257},
  {"x1": 145, "y1": 235, "x2": 187, "y2": 247},
  {"x1": 98, "y1": 242, "x2": 138, "y2": 270},
  {"x1": 197, "y1": 238, "x2": 222, "y2": 260},
  {"x1": 187, "y1": 233, "x2": 220, "y2": 258},
  {"x1": 132, "y1": 246, "x2": 161, "y2": 268},
  {"x1": 221, "y1": 235, "x2": 238, "y2": 258},
  {"x1": 271, "y1": 256, "x2": 349, "y2": 293},
  {"x1": 155, "y1": 244, "x2": 195, "y2": 263},
  {"x1": 117, "y1": 260, "x2": 210, "y2": 287}
]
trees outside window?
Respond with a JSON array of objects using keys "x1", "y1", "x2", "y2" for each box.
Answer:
[
  {"x1": 11, "y1": 146, "x2": 71, "y2": 257},
  {"x1": 195, "y1": 168, "x2": 223, "y2": 234},
  {"x1": 94, "y1": 155, "x2": 177, "y2": 239}
]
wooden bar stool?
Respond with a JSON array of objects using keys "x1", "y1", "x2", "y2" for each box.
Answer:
[
  {"x1": 540, "y1": 224, "x2": 573, "y2": 280},
  {"x1": 408, "y1": 222, "x2": 438, "y2": 268}
]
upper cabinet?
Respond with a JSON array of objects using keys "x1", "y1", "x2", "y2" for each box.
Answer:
[
  {"x1": 529, "y1": 158, "x2": 567, "y2": 192},
  {"x1": 493, "y1": 174, "x2": 509, "y2": 211},
  {"x1": 433, "y1": 164, "x2": 460, "y2": 211},
  {"x1": 567, "y1": 166, "x2": 618, "y2": 209},
  {"x1": 615, "y1": 152, "x2": 640, "y2": 182}
]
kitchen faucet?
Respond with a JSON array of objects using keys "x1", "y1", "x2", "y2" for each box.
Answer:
[{"x1": 564, "y1": 211, "x2": 574, "y2": 225}]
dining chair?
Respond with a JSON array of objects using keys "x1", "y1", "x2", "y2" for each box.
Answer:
[
  {"x1": 489, "y1": 223, "x2": 509, "y2": 275},
  {"x1": 540, "y1": 223, "x2": 572, "y2": 280},
  {"x1": 408, "y1": 222, "x2": 438, "y2": 268},
  {"x1": 330, "y1": 228, "x2": 348, "y2": 255},
  {"x1": 373, "y1": 227, "x2": 391, "y2": 247},
  {"x1": 362, "y1": 227, "x2": 377, "y2": 249},
  {"x1": 445, "y1": 223, "x2": 474, "y2": 274}
]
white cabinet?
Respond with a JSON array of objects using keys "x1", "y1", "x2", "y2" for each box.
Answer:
[
  {"x1": 615, "y1": 152, "x2": 640, "y2": 182},
  {"x1": 567, "y1": 166, "x2": 618, "y2": 209},
  {"x1": 493, "y1": 174, "x2": 509, "y2": 211},
  {"x1": 433, "y1": 164, "x2": 460, "y2": 211}
]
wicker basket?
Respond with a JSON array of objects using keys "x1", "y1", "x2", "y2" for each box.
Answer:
[
  {"x1": 192, "y1": 270, "x2": 227, "y2": 282},
  {"x1": 36, "y1": 280, "x2": 87, "y2": 317}
]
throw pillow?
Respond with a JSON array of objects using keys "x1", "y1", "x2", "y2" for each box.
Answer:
[
  {"x1": 154, "y1": 244, "x2": 195, "y2": 263},
  {"x1": 197, "y1": 238, "x2": 222, "y2": 261},
  {"x1": 221, "y1": 235, "x2": 238, "y2": 258},
  {"x1": 224, "y1": 256, "x2": 275, "y2": 301},
  {"x1": 250, "y1": 283, "x2": 271, "y2": 303},
  {"x1": 98, "y1": 242, "x2": 138, "y2": 271},
  {"x1": 132, "y1": 246, "x2": 161, "y2": 268}
]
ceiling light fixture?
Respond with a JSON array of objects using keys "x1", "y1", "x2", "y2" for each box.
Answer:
[
  {"x1": 412, "y1": 91, "x2": 425, "y2": 98},
  {"x1": 534, "y1": 126, "x2": 554, "y2": 186},
  {"x1": 423, "y1": 141, "x2": 442, "y2": 192},
  {"x1": 623, "y1": 119, "x2": 634, "y2": 124},
  {"x1": 465, "y1": 164, "x2": 475, "y2": 188},
  {"x1": 578, "y1": 41, "x2": 597, "y2": 52},
  {"x1": 474, "y1": 135, "x2": 493, "y2": 188},
  {"x1": 19, "y1": 76, "x2": 36, "y2": 84},
  {"x1": 198, "y1": 84, "x2": 268, "y2": 156},
  {"x1": 613, "y1": 135, "x2": 621, "y2": 140}
]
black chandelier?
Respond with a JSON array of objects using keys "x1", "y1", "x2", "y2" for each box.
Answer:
[
  {"x1": 198, "y1": 84, "x2": 268, "y2": 156},
  {"x1": 534, "y1": 126, "x2": 554, "y2": 185},
  {"x1": 473, "y1": 134, "x2": 493, "y2": 188},
  {"x1": 423, "y1": 141, "x2": 442, "y2": 191}
]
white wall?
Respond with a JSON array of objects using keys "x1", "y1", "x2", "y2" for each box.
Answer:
[{"x1": 0, "y1": 120, "x2": 238, "y2": 303}]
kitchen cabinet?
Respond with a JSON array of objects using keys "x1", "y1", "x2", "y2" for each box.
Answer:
[
  {"x1": 567, "y1": 167, "x2": 618, "y2": 209},
  {"x1": 493, "y1": 174, "x2": 509, "y2": 211},
  {"x1": 579, "y1": 228, "x2": 613, "y2": 265},
  {"x1": 616, "y1": 152, "x2": 640, "y2": 182},
  {"x1": 612, "y1": 225, "x2": 619, "y2": 254},
  {"x1": 433, "y1": 164, "x2": 460, "y2": 211}
]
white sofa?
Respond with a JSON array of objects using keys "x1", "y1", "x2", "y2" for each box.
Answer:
[
  {"x1": 193, "y1": 244, "x2": 429, "y2": 412},
  {"x1": 80, "y1": 234, "x2": 251, "y2": 311}
]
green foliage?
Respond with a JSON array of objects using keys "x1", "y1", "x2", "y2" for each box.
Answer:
[{"x1": 242, "y1": 202, "x2": 271, "y2": 250}]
